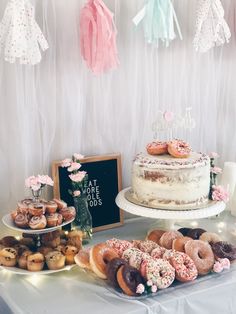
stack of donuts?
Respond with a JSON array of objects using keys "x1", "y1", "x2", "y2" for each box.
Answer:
[
  {"x1": 146, "y1": 139, "x2": 191, "y2": 158},
  {"x1": 0, "y1": 230, "x2": 82, "y2": 271},
  {"x1": 10, "y1": 198, "x2": 76, "y2": 230},
  {"x1": 75, "y1": 228, "x2": 236, "y2": 297}
]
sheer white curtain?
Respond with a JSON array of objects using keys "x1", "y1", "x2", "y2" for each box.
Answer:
[{"x1": 0, "y1": 0, "x2": 235, "y2": 216}]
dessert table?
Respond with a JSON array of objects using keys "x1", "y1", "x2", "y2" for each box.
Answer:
[{"x1": 0, "y1": 213, "x2": 236, "y2": 314}]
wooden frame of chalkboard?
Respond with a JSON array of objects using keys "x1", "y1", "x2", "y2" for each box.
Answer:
[{"x1": 52, "y1": 154, "x2": 124, "y2": 232}]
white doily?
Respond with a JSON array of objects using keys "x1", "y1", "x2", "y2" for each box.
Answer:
[
  {"x1": 193, "y1": 0, "x2": 231, "y2": 53},
  {"x1": 0, "y1": 0, "x2": 49, "y2": 65}
]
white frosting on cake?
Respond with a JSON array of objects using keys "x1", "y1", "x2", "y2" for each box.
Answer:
[{"x1": 131, "y1": 152, "x2": 210, "y2": 210}]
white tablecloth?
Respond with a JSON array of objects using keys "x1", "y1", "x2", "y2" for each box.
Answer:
[{"x1": 1, "y1": 213, "x2": 236, "y2": 314}]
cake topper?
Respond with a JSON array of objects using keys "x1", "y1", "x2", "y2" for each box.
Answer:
[{"x1": 152, "y1": 108, "x2": 196, "y2": 139}]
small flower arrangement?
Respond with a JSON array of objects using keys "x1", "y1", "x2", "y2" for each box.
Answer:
[
  {"x1": 209, "y1": 152, "x2": 229, "y2": 202},
  {"x1": 25, "y1": 175, "x2": 54, "y2": 191},
  {"x1": 136, "y1": 280, "x2": 158, "y2": 295}
]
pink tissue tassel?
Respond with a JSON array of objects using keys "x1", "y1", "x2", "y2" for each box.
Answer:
[{"x1": 80, "y1": 0, "x2": 119, "y2": 74}]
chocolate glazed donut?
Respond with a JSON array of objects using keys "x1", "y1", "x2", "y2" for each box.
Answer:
[
  {"x1": 211, "y1": 241, "x2": 236, "y2": 261},
  {"x1": 117, "y1": 264, "x2": 144, "y2": 296},
  {"x1": 178, "y1": 228, "x2": 192, "y2": 237},
  {"x1": 106, "y1": 258, "x2": 128, "y2": 288},
  {"x1": 187, "y1": 228, "x2": 206, "y2": 240}
]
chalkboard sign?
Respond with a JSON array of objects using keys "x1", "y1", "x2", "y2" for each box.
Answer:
[{"x1": 52, "y1": 154, "x2": 123, "y2": 232}]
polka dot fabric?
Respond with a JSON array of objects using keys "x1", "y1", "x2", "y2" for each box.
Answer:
[{"x1": 0, "y1": 0, "x2": 49, "y2": 65}]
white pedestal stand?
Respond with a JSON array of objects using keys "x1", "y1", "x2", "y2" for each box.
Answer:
[{"x1": 116, "y1": 188, "x2": 226, "y2": 230}]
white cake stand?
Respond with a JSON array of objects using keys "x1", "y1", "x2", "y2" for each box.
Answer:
[{"x1": 115, "y1": 188, "x2": 226, "y2": 230}]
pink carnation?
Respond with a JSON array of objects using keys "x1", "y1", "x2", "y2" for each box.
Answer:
[
  {"x1": 146, "y1": 280, "x2": 153, "y2": 287},
  {"x1": 73, "y1": 153, "x2": 84, "y2": 160},
  {"x1": 211, "y1": 166, "x2": 222, "y2": 174},
  {"x1": 218, "y1": 258, "x2": 230, "y2": 270},
  {"x1": 209, "y1": 152, "x2": 219, "y2": 159},
  {"x1": 68, "y1": 162, "x2": 81, "y2": 172},
  {"x1": 37, "y1": 175, "x2": 54, "y2": 186},
  {"x1": 25, "y1": 176, "x2": 38, "y2": 188},
  {"x1": 151, "y1": 285, "x2": 157, "y2": 293},
  {"x1": 61, "y1": 158, "x2": 72, "y2": 168},
  {"x1": 31, "y1": 184, "x2": 41, "y2": 191},
  {"x1": 213, "y1": 261, "x2": 223, "y2": 273},
  {"x1": 212, "y1": 185, "x2": 229, "y2": 203},
  {"x1": 73, "y1": 190, "x2": 81, "y2": 197},
  {"x1": 136, "y1": 283, "x2": 145, "y2": 294},
  {"x1": 69, "y1": 171, "x2": 87, "y2": 182}
]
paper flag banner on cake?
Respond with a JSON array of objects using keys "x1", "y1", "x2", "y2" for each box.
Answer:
[
  {"x1": 80, "y1": 0, "x2": 119, "y2": 74},
  {"x1": 0, "y1": 0, "x2": 49, "y2": 65},
  {"x1": 193, "y1": 0, "x2": 231, "y2": 52},
  {"x1": 132, "y1": 0, "x2": 182, "y2": 46}
]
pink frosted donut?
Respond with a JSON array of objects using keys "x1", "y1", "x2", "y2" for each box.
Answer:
[
  {"x1": 169, "y1": 251, "x2": 198, "y2": 282},
  {"x1": 185, "y1": 240, "x2": 215, "y2": 275},
  {"x1": 106, "y1": 238, "x2": 133, "y2": 257},
  {"x1": 162, "y1": 249, "x2": 175, "y2": 261},
  {"x1": 150, "y1": 246, "x2": 166, "y2": 259},
  {"x1": 168, "y1": 140, "x2": 191, "y2": 158},
  {"x1": 138, "y1": 240, "x2": 159, "y2": 254},
  {"x1": 122, "y1": 248, "x2": 151, "y2": 270},
  {"x1": 159, "y1": 231, "x2": 183, "y2": 249},
  {"x1": 145, "y1": 258, "x2": 175, "y2": 289},
  {"x1": 146, "y1": 141, "x2": 168, "y2": 155}
]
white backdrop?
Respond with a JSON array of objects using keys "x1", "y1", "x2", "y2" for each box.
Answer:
[{"x1": 0, "y1": 0, "x2": 236, "y2": 215}]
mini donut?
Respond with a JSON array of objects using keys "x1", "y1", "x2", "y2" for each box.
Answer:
[
  {"x1": 90, "y1": 243, "x2": 119, "y2": 279},
  {"x1": 28, "y1": 203, "x2": 45, "y2": 216},
  {"x1": 185, "y1": 240, "x2": 215, "y2": 275},
  {"x1": 146, "y1": 141, "x2": 168, "y2": 155},
  {"x1": 53, "y1": 199, "x2": 67, "y2": 209},
  {"x1": 211, "y1": 241, "x2": 236, "y2": 261},
  {"x1": 138, "y1": 240, "x2": 159, "y2": 254},
  {"x1": 167, "y1": 140, "x2": 191, "y2": 158},
  {"x1": 45, "y1": 201, "x2": 58, "y2": 214},
  {"x1": 172, "y1": 236, "x2": 192, "y2": 252},
  {"x1": 0, "y1": 247, "x2": 17, "y2": 267},
  {"x1": 106, "y1": 258, "x2": 128, "y2": 288},
  {"x1": 14, "y1": 214, "x2": 29, "y2": 228},
  {"x1": 116, "y1": 264, "x2": 144, "y2": 296},
  {"x1": 199, "y1": 232, "x2": 222, "y2": 244},
  {"x1": 178, "y1": 227, "x2": 192, "y2": 236},
  {"x1": 159, "y1": 231, "x2": 183, "y2": 249},
  {"x1": 146, "y1": 229, "x2": 166, "y2": 244},
  {"x1": 106, "y1": 238, "x2": 133, "y2": 257},
  {"x1": 59, "y1": 207, "x2": 76, "y2": 221},
  {"x1": 46, "y1": 213, "x2": 63, "y2": 227},
  {"x1": 150, "y1": 246, "x2": 166, "y2": 259},
  {"x1": 145, "y1": 258, "x2": 175, "y2": 289},
  {"x1": 187, "y1": 228, "x2": 206, "y2": 240},
  {"x1": 169, "y1": 251, "x2": 198, "y2": 282},
  {"x1": 29, "y1": 215, "x2": 47, "y2": 230},
  {"x1": 74, "y1": 248, "x2": 91, "y2": 269}
]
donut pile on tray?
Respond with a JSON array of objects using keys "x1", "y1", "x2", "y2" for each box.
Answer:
[
  {"x1": 74, "y1": 228, "x2": 236, "y2": 297},
  {"x1": 0, "y1": 230, "x2": 82, "y2": 271},
  {"x1": 10, "y1": 198, "x2": 76, "y2": 230}
]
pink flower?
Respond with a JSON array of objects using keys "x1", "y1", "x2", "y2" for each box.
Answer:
[
  {"x1": 151, "y1": 285, "x2": 157, "y2": 293},
  {"x1": 25, "y1": 176, "x2": 39, "y2": 188},
  {"x1": 37, "y1": 175, "x2": 54, "y2": 186},
  {"x1": 69, "y1": 171, "x2": 87, "y2": 182},
  {"x1": 73, "y1": 190, "x2": 81, "y2": 197},
  {"x1": 73, "y1": 153, "x2": 84, "y2": 160},
  {"x1": 31, "y1": 184, "x2": 41, "y2": 191},
  {"x1": 212, "y1": 185, "x2": 229, "y2": 203},
  {"x1": 146, "y1": 280, "x2": 153, "y2": 287},
  {"x1": 218, "y1": 258, "x2": 230, "y2": 270},
  {"x1": 136, "y1": 283, "x2": 145, "y2": 294},
  {"x1": 209, "y1": 152, "x2": 219, "y2": 159},
  {"x1": 211, "y1": 166, "x2": 222, "y2": 174},
  {"x1": 163, "y1": 111, "x2": 174, "y2": 122},
  {"x1": 68, "y1": 162, "x2": 82, "y2": 172},
  {"x1": 61, "y1": 158, "x2": 72, "y2": 168},
  {"x1": 213, "y1": 261, "x2": 223, "y2": 273}
]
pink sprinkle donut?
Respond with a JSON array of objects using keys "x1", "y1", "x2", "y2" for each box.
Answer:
[
  {"x1": 122, "y1": 248, "x2": 150, "y2": 270},
  {"x1": 138, "y1": 240, "x2": 159, "y2": 254},
  {"x1": 146, "y1": 258, "x2": 175, "y2": 289},
  {"x1": 150, "y1": 246, "x2": 166, "y2": 259},
  {"x1": 162, "y1": 249, "x2": 175, "y2": 261},
  {"x1": 185, "y1": 240, "x2": 215, "y2": 275},
  {"x1": 169, "y1": 251, "x2": 198, "y2": 282},
  {"x1": 159, "y1": 231, "x2": 183, "y2": 249},
  {"x1": 146, "y1": 141, "x2": 168, "y2": 155},
  {"x1": 168, "y1": 140, "x2": 191, "y2": 158},
  {"x1": 106, "y1": 238, "x2": 133, "y2": 257}
]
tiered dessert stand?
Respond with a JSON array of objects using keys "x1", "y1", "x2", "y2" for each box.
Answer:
[
  {"x1": 116, "y1": 187, "x2": 226, "y2": 230},
  {"x1": 1, "y1": 214, "x2": 75, "y2": 275}
]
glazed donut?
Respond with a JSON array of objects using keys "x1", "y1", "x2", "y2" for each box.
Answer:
[
  {"x1": 178, "y1": 227, "x2": 192, "y2": 237},
  {"x1": 168, "y1": 140, "x2": 191, "y2": 158},
  {"x1": 146, "y1": 229, "x2": 166, "y2": 244},
  {"x1": 145, "y1": 258, "x2": 175, "y2": 289},
  {"x1": 122, "y1": 248, "x2": 150, "y2": 270},
  {"x1": 199, "y1": 232, "x2": 222, "y2": 244},
  {"x1": 45, "y1": 201, "x2": 58, "y2": 214},
  {"x1": 53, "y1": 199, "x2": 67, "y2": 209},
  {"x1": 211, "y1": 241, "x2": 236, "y2": 261},
  {"x1": 138, "y1": 240, "x2": 159, "y2": 254},
  {"x1": 29, "y1": 215, "x2": 47, "y2": 230},
  {"x1": 74, "y1": 248, "x2": 91, "y2": 269},
  {"x1": 185, "y1": 240, "x2": 215, "y2": 275},
  {"x1": 106, "y1": 258, "x2": 128, "y2": 288},
  {"x1": 159, "y1": 231, "x2": 183, "y2": 249},
  {"x1": 106, "y1": 238, "x2": 133, "y2": 257},
  {"x1": 59, "y1": 207, "x2": 76, "y2": 221},
  {"x1": 28, "y1": 203, "x2": 46, "y2": 216},
  {"x1": 14, "y1": 214, "x2": 29, "y2": 228},
  {"x1": 172, "y1": 236, "x2": 192, "y2": 253},
  {"x1": 146, "y1": 141, "x2": 168, "y2": 155},
  {"x1": 90, "y1": 243, "x2": 119, "y2": 279},
  {"x1": 46, "y1": 213, "x2": 63, "y2": 227},
  {"x1": 187, "y1": 228, "x2": 206, "y2": 240},
  {"x1": 116, "y1": 264, "x2": 144, "y2": 296},
  {"x1": 169, "y1": 251, "x2": 198, "y2": 282},
  {"x1": 150, "y1": 246, "x2": 166, "y2": 259}
]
